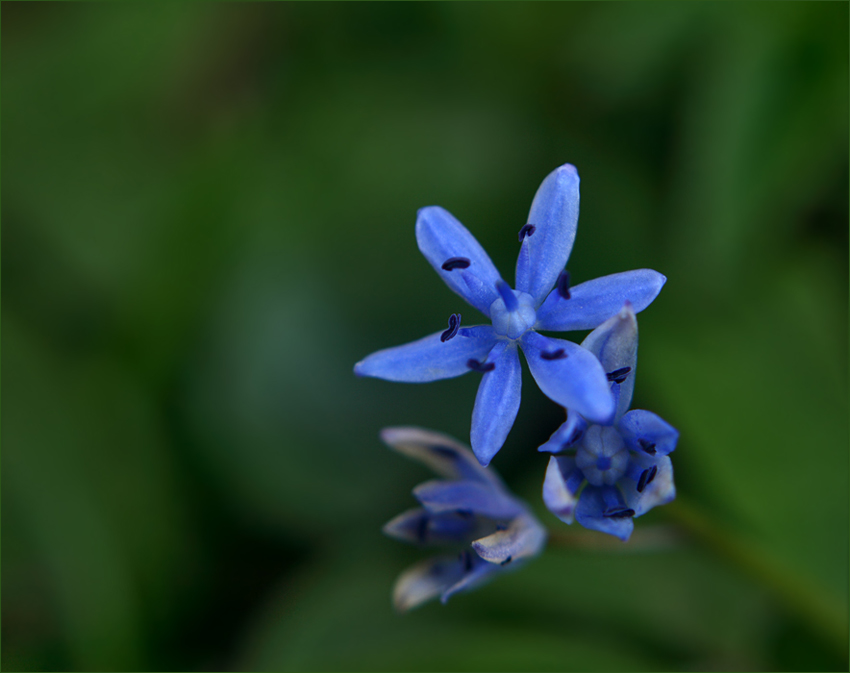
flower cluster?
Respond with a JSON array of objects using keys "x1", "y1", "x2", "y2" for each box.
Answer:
[
  {"x1": 357, "y1": 163, "x2": 677, "y2": 607},
  {"x1": 381, "y1": 427, "x2": 546, "y2": 611}
]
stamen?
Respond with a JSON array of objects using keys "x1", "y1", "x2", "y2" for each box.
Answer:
[
  {"x1": 518, "y1": 224, "x2": 536, "y2": 242},
  {"x1": 606, "y1": 367, "x2": 631, "y2": 384},
  {"x1": 556, "y1": 270, "x2": 571, "y2": 299},
  {"x1": 500, "y1": 556, "x2": 513, "y2": 566},
  {"x1": 541, "y1": 348, "x2": 567, "y2": 361},
  {"x1": 417, "y1": 515, "x2": 429, "y2": 542},
  {"x1": 602, "y1": 507, "x2": 635, "y2": 519},
  {"x1": 440, "y1": 313, "x2": 462, "y2": 342},
  {"x1": 636, "y1": 469, "x2": 650, "y2": 493},
  {"x1": 495, "y1": 524, "x2": 507, "y2": 531},
  {"x1": 645, "y1": 465, "x2": 658, "y2": 486},
  {"x1": 467, "y1": 358, "x2": 495, "y2": 373},
  {"x1": 496, "y1": 280, "x2": 519, "y2": 312},
  {"x1": 459, "y1": 550, "x2": 473, "y2": 572},
  {"x1": 441, "y1": 257, "x2": 470, "y2": 271},
  {"x1": 638, "y1": 439, "x2": 657, "y2": 455},
  {"x1": 562, "y1": 427, "x2": 585, "y2": 449}
]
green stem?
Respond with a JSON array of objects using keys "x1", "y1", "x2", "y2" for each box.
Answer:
[
  {"x1": 547, "y1": 496, "x2": 847, "y2": 658},
  {"x1": 662, "y1": 497, "x2": 848, "y2": 657}
]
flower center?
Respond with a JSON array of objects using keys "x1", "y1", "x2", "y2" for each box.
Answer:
[
  {"x1": 575, "y1": 425, "x2": 629, "y2": 486},
  {"x1": 490, "y1": 282, "x2": 536, "y2": 339}
]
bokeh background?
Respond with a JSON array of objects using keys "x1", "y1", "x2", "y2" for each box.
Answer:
[{"x1": 3, "y1": 2, "x2": 848, "y2": 671}]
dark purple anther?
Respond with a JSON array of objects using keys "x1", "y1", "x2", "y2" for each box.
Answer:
[
  {"x1": 467, "y1": 358, "x2": 495, "y2": 373},
  {"x1": 460, "y1": 549, "x2": 473, "y2": 572},
  {"x1": 518, "y1": 224, "x2": 536, "y2": 242},
  {"x1": 500, "y1": 555, "x2": 513, "y2": 566},
  {"x1": 441, "y1": 257, "x2": 471, "y2": 271},
  {"x1": 645, "y1": 465, "x2": 657, "y2": 486},
  {"x1": 417, "y1": 515, "x2": 429, "y2": 542},
  {"x1": 556, "y1": 270, "x2": 571, "y2": 299},
  {"x1": 541, "y1": 348, "x2": 567, "y2": 361},
  {"x1": 636, "y1": 469, "x2": 650, "y2": 493},
  {"x1": 602, "y1": 507, "x2": 635, "y2": 519},
  {"x1": 606, "y1": 367, "x2": 632, "y2": 384},
  {"x1": 440, "y1": 313, "x2": 462, "y2": 342},
  {"x1": 638, "y1": 439, "x2": 657, "y2": 455}
]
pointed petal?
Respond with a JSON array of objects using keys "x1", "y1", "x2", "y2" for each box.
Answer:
[
  {"x1": 622, "y1": 455, "x2": 676, "y2": 516},
  {"x1": 354, "y1": 326, "x2": 497, "y2": 382},
  {"x1": 520, "y1": 332, "x2": 615, "y2": 424},
  {"x1": 440, "y1": 553, "x2": 501, "y2": 604},
  {"x1": 416, "y1": 206, "x2": 503, "y2": 316},
  {"x1": 472, "y1": 511, "x2": 547, "y2": 564},
  {"x1": 379, "y1": 426, "x2": 498, "y2": 484},
  {"x1": 393, "y1": 556, "x2": 466, "y2": 612},
  {"x1": 542, "y1": 456, "x2": 584, "y2": 524},
  {"x1": 470, "y1": 342, "x2": 522, "y2": 466},
  {"x1": 515, "y1": 164, "x2": 580, "y2": 304},
  {"x1": 538, "y1": 410, "x2": 587, "y2": 453},
  {"x1": 535, "y1": 269, "x2": 666, "y2": 332},
  {"x1": 617, "y1": 409, "x2": 679, "y2": 456},
  {"x1": 413, "y1": 479, "x2": 523, "y2": 520},
  {"x1": 581, "y1": 303, "x2": 638, "y2": 420},
  {"x1": 575, "y1": 485, "x2": 634, "y2": 542}
]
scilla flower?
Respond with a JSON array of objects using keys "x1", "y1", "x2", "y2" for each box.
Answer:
[
  {"x1": 541, "y1": 303, "x2": 677, "y2": 541},
  {"x1": 381, "y1": 427, "x2": 546, "y2": 612},
  {"x1": 355, "y1": 164, "x2": 666, "y2": 466}
]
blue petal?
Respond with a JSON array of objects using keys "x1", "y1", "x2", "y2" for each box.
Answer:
[
  {"x1": 354, "y1": 326, "x2": 497, "y2": 382},
  {"x1": 542, "y1": 456, "x2": 583, "y2": 524},
  {"x1": 535, "y1": 269, "x2": 666, "y2": 332},
  {"x1": 416, "y1": 206, "x2": 503, "y2": 316},
  {"x1": 622, "y1": 455, "x2": 676, "y2": 516},
  {"x1": 538, "y1": 409, "x2": 587, "y2": 453},
  {"x1": 472, "y1": 512, "x2": 547, "y2": 564},
  {"x1": 393, "y1": 555, "x2": 467, "y2": 612},
  {"x1": 581, "y1": 304, "x2": 638, "y2": 420},
  {"x1": 520, "y1": 332, "x2": 615, "y2": 424},
  {"x1": 440, "y1": 552, "x2": 501, "y2": 604},
  {"x1": 379, "y1": 426, "x2": 499, "y2": 485},
  {"x1": 617, "y1": 409, "x2": 679, "y2": 456},
  {"x1": 413, "y1": 479, "x2": 524, "y2": 520},
  {"x1": 470, "y1": 341, "x2": 522, "y2": 466},
  {"x1": 515, "y1": 164, "x2": 580, "y2": 305},
  {"x1": 575, "y1": 485, "x2": 634, "y2": 542},
  {"x1": 383, "y1": 507, "x2": 490, "y2": 545}
]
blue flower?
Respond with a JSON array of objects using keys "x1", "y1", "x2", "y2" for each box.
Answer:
[
  {"x1": 540, "y1": 303, "x2": 678, "y2": 542},
  {"x1": 355, "y1": 164, "x2": 666, "y2": 465},
  {"x1": 381, "y1": 426, "x2": 546, "y2": 612}
]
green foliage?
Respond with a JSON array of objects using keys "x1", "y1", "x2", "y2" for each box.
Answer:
[{"x1": 3, "y1": 3, "x2": 847, "y2": 670}]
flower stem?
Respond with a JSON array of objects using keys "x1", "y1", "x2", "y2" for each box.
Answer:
[
  {"x1": 663, "y1": 497, "x2": 848, "y2": 658},
  {"x1": 547, "y1": 496, "x2": 847, "y2": 659}
]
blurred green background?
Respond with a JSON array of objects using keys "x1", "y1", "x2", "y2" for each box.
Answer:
[{"x1": 3, "y1": 2, "x2": 848, "y2": 671}]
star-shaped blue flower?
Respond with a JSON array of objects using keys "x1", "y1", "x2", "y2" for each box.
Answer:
[
  {"x1": 540, "y1": 303, "x2": 678, "y2": 541},
  {"x1": 355, "y1": 164, "x2": 666, "y2": 466},
  {"x1": 381, "y1": 427, "x2": 546, "y2": 612}
]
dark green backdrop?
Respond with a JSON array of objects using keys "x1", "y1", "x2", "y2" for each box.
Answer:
[{"x1": 3, "y1": 3, "x2": 847, "y2": 671}]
